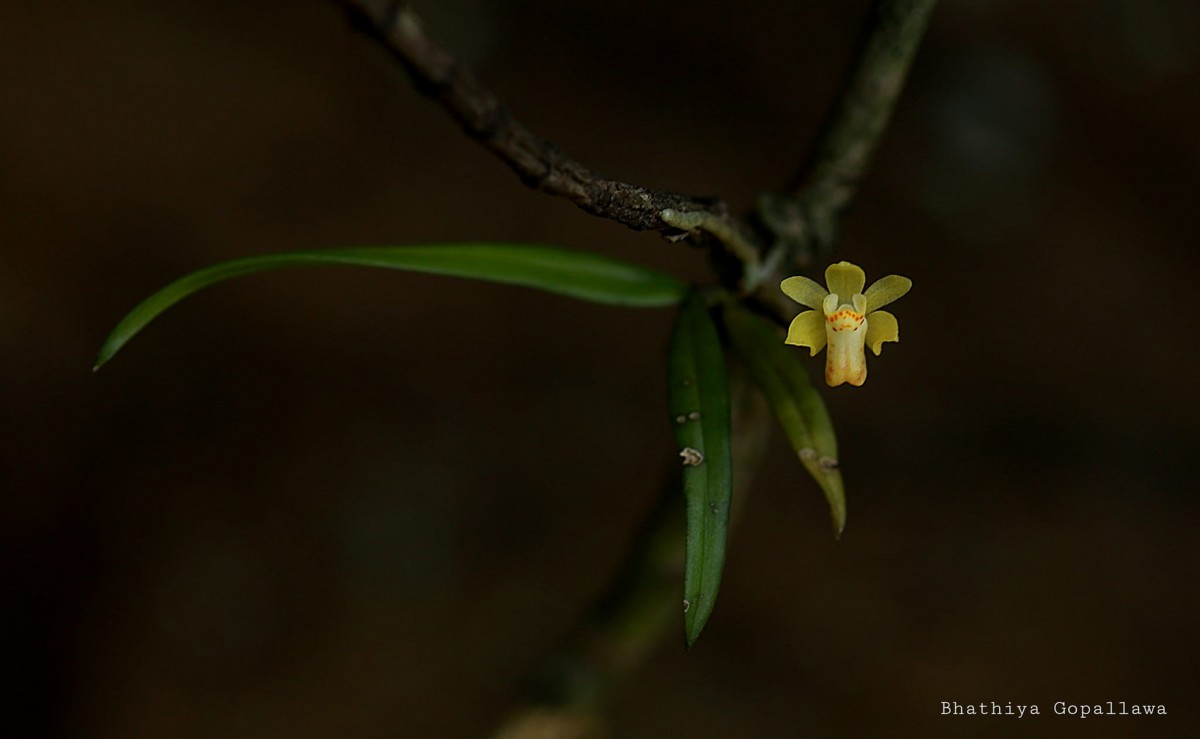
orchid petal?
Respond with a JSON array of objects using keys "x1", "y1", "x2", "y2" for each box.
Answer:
[
  {"x1": 780, "y1": 275, "x2": 828, "y2": 310},
  {"x1": 863, "y1": 275, "x2": 912, "y2": 313},
  {"x1": 785, "y1": 310, "x2": 826, "y2": 356},
  {"x1": 825, "y1": 262, "x2": 865, "y2": 301},
  {"x1": 865, "y1": 310, "x2": 899, "y2": 355}
]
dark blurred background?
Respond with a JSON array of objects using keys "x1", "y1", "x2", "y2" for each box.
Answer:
[{"x1": 3, "y1": 0, "x2": 1198, "y2": 736}]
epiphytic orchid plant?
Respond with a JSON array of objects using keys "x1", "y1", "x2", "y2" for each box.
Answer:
[{"x1": 96, "y1": 0, "x2": 937, "y2": 732}]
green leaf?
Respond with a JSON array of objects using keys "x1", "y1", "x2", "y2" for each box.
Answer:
[
  {"x1": 667, "y1": 290, "x2": 733, "y2": 648},
  {"x1": 94, "y1": 244, "x2": 686, "y2": 369},
  {"x1": 723, "y1": 303, "x2": 846, "y2": 538}
]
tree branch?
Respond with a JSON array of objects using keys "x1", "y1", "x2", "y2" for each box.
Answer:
[
  {"x1": 333, "y1": 0, "x2": 747, "y2": 246},
  {"x1": 757, "y1": 0, "x2": 938, "y2": 264}
]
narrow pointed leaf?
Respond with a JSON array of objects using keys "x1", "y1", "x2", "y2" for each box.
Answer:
[
  {"x1": 667, "y1": 290, "x2": 733, "y2": 647},
  {"x1": 723, "y1": 303, "x2": 846, "y2": 537},
  {"x1": 95, "y1": 244, "x2": 686, "y2": 369}
]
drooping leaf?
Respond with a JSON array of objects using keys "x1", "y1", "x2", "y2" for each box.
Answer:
[
  {"x1": 667, "y1": 290, "x2": 733, "y2": 648},
  {"x1": 94, "y1": 244, "x2": 686, "y2": 368},
  {"x1": 723, "y1": 303, "x2": 846, "y2": 537}
]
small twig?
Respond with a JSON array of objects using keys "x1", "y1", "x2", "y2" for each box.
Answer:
[
  {"x1": 758, "y1": 0, "x2": 938, "y2": 264},
  {"x1": 332, "y1": 0, "x2": 747, "y2": 247}
]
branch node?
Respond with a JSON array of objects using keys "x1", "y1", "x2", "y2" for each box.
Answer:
[{"x1": 661, "y1": 209, "x2": 762, "y2": 291}]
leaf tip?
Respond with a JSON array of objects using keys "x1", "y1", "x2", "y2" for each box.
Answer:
[
  {"x1": 832, "y1": 516, "x2": 846, "y2": 540},
  {"x1": 93, "y1": 342, "x2": 119, "y2": 372},
  {"x1": 829, "y1": 493, "x2": 847, "y2": 540},
  {"x1": 682, "y1": 598, "x2": 708, "y2": 649}
]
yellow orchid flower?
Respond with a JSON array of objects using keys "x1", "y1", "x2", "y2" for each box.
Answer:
[{"x1": 781, "y1": 262, "x2": 912, "y2": 387}]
